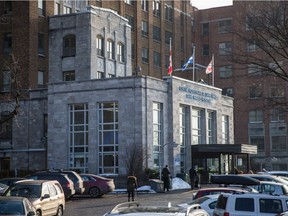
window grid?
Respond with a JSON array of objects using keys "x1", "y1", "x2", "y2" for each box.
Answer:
[
  {"x1": 141, "y1": 20, "x2": 148, "y2": 37},
  {"x1": 218, "y1": 42, "x2": 232, "y2": 55},
  {"x1": 192, "y1": 109, "x2": 202, "y2": 145},
  {"x1": 153, "y1": 26, "x2": 161, "y2": 41},
  {"x1": 153, "y1": 0, "x2": 161, "y2": 17},
  {"x1": 222, "y1": 115, "x2": 229, "y2": 144},
  {"x1": 2, "y1": 70, "x2": 11, "y2": 92},
  {"x1": 96, "y1": 35, "x2": 104, "y2": 56},
  {"x1": 153, "y1": 102, "x2": 163, "y2": 170},
  {"x1": 249, "y1": 110, "x2": 263, "y2": 123},
  {"x1": 270, "y1": 108, "x2": 285, "y2": 122},
  {"x1": 63, "y1": 71, "x2": 75, "y2": 81},
  {"x1": 69, "y1": 104, "x2": 89, "y2": 173},
  {"x1": 207, "y1": 111, "x2": 215, "y2": 144},
  {"x1": 117, "y1": 43, "x2": 124, "y2": 62},
  {"x1": 98, "y1": 102, "x2": 119, "y2": 174},
  {"x1": 141, "y1": 0, "x2": 148, "y2": 11},
  {"x1": 63, "y1": 34, "x2": 76, "y2": 57},
  {"x1": 153, "y1": 51, "x2": 161, "y2": 67},
  {"x1": 142, "y1": 48, "x2": 149, "y2": 63},
  {"x1": 107, "y1": 39, "x2": 114, "y2": 60},
  {"x1": 179, "y1": 106, "x2": 187, "y2": 172}
]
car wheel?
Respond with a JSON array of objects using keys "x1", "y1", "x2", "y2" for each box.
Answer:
[
  {"x1": 89, "y1": 187, "x2": 101, "y2": 198},
  {"x1": 56, "y1": 206, "x2": 63, "y2": 216},
  {"x1": 36, "y1": 210, "x2": 41, "y2": 216}
]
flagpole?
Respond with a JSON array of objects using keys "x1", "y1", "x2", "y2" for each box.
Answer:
[
  {"x1": 192, "y1": 45, "x2": 195, "y2": 81},
  {"x1": 170, "y1": 38, "x2": 172, "y2": 76},
  {"x1": 212, "y1": 54, "x2": 215, "y2": 86}
]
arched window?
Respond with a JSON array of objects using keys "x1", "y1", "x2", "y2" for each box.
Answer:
[
  {"x1": 117, "y1": 42, "x2": 124, "y2": 62},
  {"x1": 63, "y1": 34, "x2": 76, "y2": 57},
  {"x1": 106, "y1": 39, "x2": 114, "y2": 60},
  {"x1": 96, "y1": 35, "x2": 104, "y2": 56}
]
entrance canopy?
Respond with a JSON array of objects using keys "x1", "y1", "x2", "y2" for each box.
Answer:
[{"x1": 192, "y1": 144, "x2": 257, "y2": 155}]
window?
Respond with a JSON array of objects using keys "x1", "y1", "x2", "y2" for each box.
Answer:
[
  {"x1": 107, "y1": 39, "x2": 114, "y2": 60},
  {"x1": 4, "y1": 1, "x2": 12, "y2": 15},
  {"x1": 63, "y1": 5, "x2": 72, "y2": 14},
  {"x1": 141, "y1": 0, "x2": 148, "y2": 11},
  {"x1": 235, "y1": 198, "x2": 254, "y2": 212},
  {"x1": 153, "y1": 102, "x2": 163, "y2": 169},
  {"x1": 202, "y1": 23, "x2": 209, "y2": 35},
  {"x1": 222, "y1": 115, "x2": 229, "y2": 144},
  {"x1": 153, "y1": 0, "x2": 160, "y2": 17},
  {"x1": 38, "y1": 71, "x2": 44, "y2": 87},
  {"x1": 54, "y1": 2, "x2": 60, "y2": 15},
  {"x1": 248, "y1": 64, "x2": 262, "y2": 75},
  {"x1": 69, "y1": 104, "x2": 89, "y2": 173},
  {"x1": 98, "y1": 102, "x2": 119, "y2": 174},
  {"x1": 272, "y1": 136, "x2": 287, "y2": 151},
  {"x1": 2, "y1": 70, "x2": 11, "y2": 92},
  {"x1": 179, "y1": 106, "x2": 188, "y2": 172},
  {"x1": 165, "y1": 5, "x2": 173, "y2": 22},
  {"x1": 63, "y1": 34, "x2": 76, "y2": 57},
  {"x1": 222, "y1": 88, "x2": 233, "y2": 97},
  {"x1": 63, "y1": 71, "x2": 75, "y2": 81},
  {"x1": 124, "y1": 0, "x2": 134, "y2": 5},
  {"x1": 131, "y1": 44, "x2": 135, "y2": 60},
  {"x1": 108, "y1": 74, "x2": 115, "y2": 78},
  {"x1": 142, "y1": 48, "x2": 148, "y2": 63},
  {"x1": 192, "y1": 109, "x2": 203, "y2": 145},
  {"x1": 180, "y1": 13, "x2": 184, "y2": 26},
  {"x1": 260, "y1": 199, "x2": 283, "y2": 213},
  {"x1": 96, "y1": 35, "x2": 104, "y2": 56},
  {"x1": 207, "y1": 111, "x2": 216, "y2": 144},
  {"x1": 3, "y1": 33, "x2": 12, "y2": 54},
  {"x1": 249, "y1": 110, "x2": 263, "y2": 123},
  {"x1": 165, "y1": 31, "x2": 173, "y2": 44},
  {"x1": 219, "y1": 66, "x2": 232, "y2": 78},
  {"x1": 38, "y1": 0, "x2": 44, "y2": 16},
  {"x1": 202, "y1": 44, "x2": 209, "y2": 56},
  {"x1": 250, "y1": 136, "x2": 264, "y2": 151},
  {"x1": 125, "y1": 15, "x2": 134, "y2": 31},
  {"x1": 247, "y1": 40, "x2": 260, "y2": 52},
  {"x1": 270, "y1": 85, "x2": 284, "y2": 97},
  {"x1": 141, "y1": 20, "x2": 148, "y2": 37},
  {"x1": 38, "y1": 33, "x2": 45, "y2": 55},
  {"x1": 219, "y1": 42, "x2": 232, "y2": 55},
  {"x1": 96, "y1": 71, "x2": 104, "y2": 79},
  {"x1": 270, "y1": 108, "x2": 285, "y2": 122},
  {"x1": 249, "y1": 85, "x2": 262, "y2": 98},
  {"x1": 218, "y1": 19, "x2": 232, "y2": 33},
  {"x1": 0, "y1": 111, "x2": 12, "y2": 140},
  {"x1": 117, "y1": 43, "x2": 124, "y2": 62},
  {"x1": 153, "y1": 26, "x2": 161, "y2": 41},
  {"x1": 153, "y1": 51, "x2": 161, "y2": 67}
]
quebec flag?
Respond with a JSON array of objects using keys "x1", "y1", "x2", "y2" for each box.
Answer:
[{"x1": 182, "y1": 55, "x2": 193, "y2": 71}]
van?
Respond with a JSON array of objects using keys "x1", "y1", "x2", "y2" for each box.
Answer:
[{"x1": 213, "y1": 193, "x2": 288, "y2": 216}]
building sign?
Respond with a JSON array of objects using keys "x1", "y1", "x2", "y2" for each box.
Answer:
[{"x1": 178, "y1": 86, "x2": 217, "y2": 103}]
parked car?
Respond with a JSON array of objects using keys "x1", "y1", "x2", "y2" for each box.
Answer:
[
  {"x1": 103, "y1": 202, "x2": 209, "y2": 216},
  {"x1": 213, "y1": 192, "x2": 288, "y2": 216},
  {"x1": 25, "y1": 172, "x2": 75, "y2": 199},
  {"x1": 0, "y1": 196, "x2": 36, "y2": 216},
  {"x1": 193, "y1": 187, "x2": 248, "y2": 200},
  {"x1": 0, "y1": 182, "x2": 9, "y2": 195},
  {"x1": 179, "y1": 194, "x2": 219, "y2": 216},
  {"x1": 242, "y1": 174, "x2": 288, "y2": 185},
  {"x1": 42, "y1": 169, "x2": 85, "y2": 195},
  {"x1": 0, "y1": 177, "x2": 27, "y2": 186},
  {"x1": 249, "y1": 181, "x2": 288, "y2": 196},
  {"x1": 80, "y1": 174, "x2": 115, "y2": 198},
  {"x1": 258, "y1": 171, "x2": 288, "y2": 177},
  {"x1": 3, "y1": 180, "x2": 65, "y2": 216}
]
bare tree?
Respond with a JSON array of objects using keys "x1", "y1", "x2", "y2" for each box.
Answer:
[{"x1": 124, "y1": 143, "x2": 145, "y2": 177}]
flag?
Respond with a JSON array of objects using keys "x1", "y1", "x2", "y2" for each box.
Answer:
[
  {"x1": 206, "y1": 60, "x2": 213, "y2": 74},
  {"x1": 168, "y1": 49, "x2": 173, "y2": 75},
  {"x1": 182, "y1": 55, "x2": 193, "y2": 71}
]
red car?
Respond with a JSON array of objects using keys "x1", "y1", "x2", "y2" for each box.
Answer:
[
  {"x1": 80, "y1": 174, "x2": 115, "y2": 198},
  {"x1": 193, "y1": 187, "x2": 248, "y2": 200}
]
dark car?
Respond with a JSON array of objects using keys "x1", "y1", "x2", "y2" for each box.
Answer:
[
  {"x1": 0, "y1": 196, "x2": 36, "y2": 216},
  {"x1": 80, "y1": 174, "x2": 115, "y2": 198},
  {"x1": 25, "y1": 172, "x2": 75, "y2": 199},
  {"x1": 3, "y1": 180, "x2": 65, "y2": 216},
  {"x1": 43, "y1": 169, "x2": 85, "y2": 195},
  {"x1": 0, "y1": 177, "x2": 27, "y2": 186},
  {"x1": 0, "y1": 182, "x2": 9, "y2": 195}
]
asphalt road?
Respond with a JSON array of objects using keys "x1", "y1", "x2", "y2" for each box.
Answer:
[{"x1": 65, "y1": 189, "x2": 194, "y2": 216}]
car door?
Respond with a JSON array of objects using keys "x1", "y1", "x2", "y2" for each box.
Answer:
[{"x1": 46, "y1": 182, "x2": 60, "y2": 215}]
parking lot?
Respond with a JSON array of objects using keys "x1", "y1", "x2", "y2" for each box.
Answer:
[{"x1": 65, "y1": 189, "x2": 193, "y2": 215}]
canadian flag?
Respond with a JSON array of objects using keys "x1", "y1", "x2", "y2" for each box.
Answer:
[
  {"x1": 168, "y1": 48, "x2": 173, "y2": 75},
  {"x1": 206, "y1": 60, "x2": 213, "y2": 74}
]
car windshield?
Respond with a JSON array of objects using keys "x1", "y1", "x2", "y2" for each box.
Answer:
[
  {"x1": 7, "y1": 185, "x2": 41, "y2": 198},
  {"x1": 0, "y1": 200, "x2": 24, "y2": 215}
]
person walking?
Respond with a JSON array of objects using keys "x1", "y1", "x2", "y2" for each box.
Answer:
[
  {"x1": 127, "y1": 173, "x2": 138, "y2": 202},
  {"x1": 189, "y1": 166, "x2": 198, "y2": 190},
  {"x1": 162, "y1": 165, "x2": 171, "y2": 192}
]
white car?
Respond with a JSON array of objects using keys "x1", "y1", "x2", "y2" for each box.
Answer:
[
  {"x1": 249, "y1": 181, "x2": 288, "y2": 196},
  {"x1": 103, "y1": 202, "x2": 209, "y2": 216},
  {"x1": 258, "y1": 171, "x2": 288, "y2": 178},
  {"x1": 179, "y1": 194, "x2": 219, "y2": 216}
]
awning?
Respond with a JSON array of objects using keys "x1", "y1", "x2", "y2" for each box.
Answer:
[{"x1": 192, "y1": 144, "x2": 257, "y2": 155}]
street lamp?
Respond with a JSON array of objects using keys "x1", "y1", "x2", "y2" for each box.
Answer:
[{"x1": 159, "y1": 142, "x2": 179, "y2": 180}]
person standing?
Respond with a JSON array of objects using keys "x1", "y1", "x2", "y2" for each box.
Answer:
[
  {"x1": 189, "y1": 166, "x2": 198, "y2": 190},
  {"x1": 162, "y1": 165, "x2": 171, "y2": 192},
  {"x1": 127, "y1": 173, "x2": 138, "y2": 202}
]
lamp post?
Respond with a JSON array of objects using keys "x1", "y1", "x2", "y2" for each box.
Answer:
[{"x1": 159, "y1": 142, "x2": 179, "y2": 180}]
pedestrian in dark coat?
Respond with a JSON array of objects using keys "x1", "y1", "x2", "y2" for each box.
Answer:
[
  {"x1": 162, "y1": 165, "x2": 171, "y2": 192},
  {"x1": 127, "y1": 174, "x2": 138, "y2": 202},
  {"x1": 189, "y1": 167, "x2": 198, "y2": 190}
]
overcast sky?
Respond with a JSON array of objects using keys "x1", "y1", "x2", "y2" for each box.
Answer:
[{"x1": 192, "y1": 0, "x2": 233, "y2": 9}]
